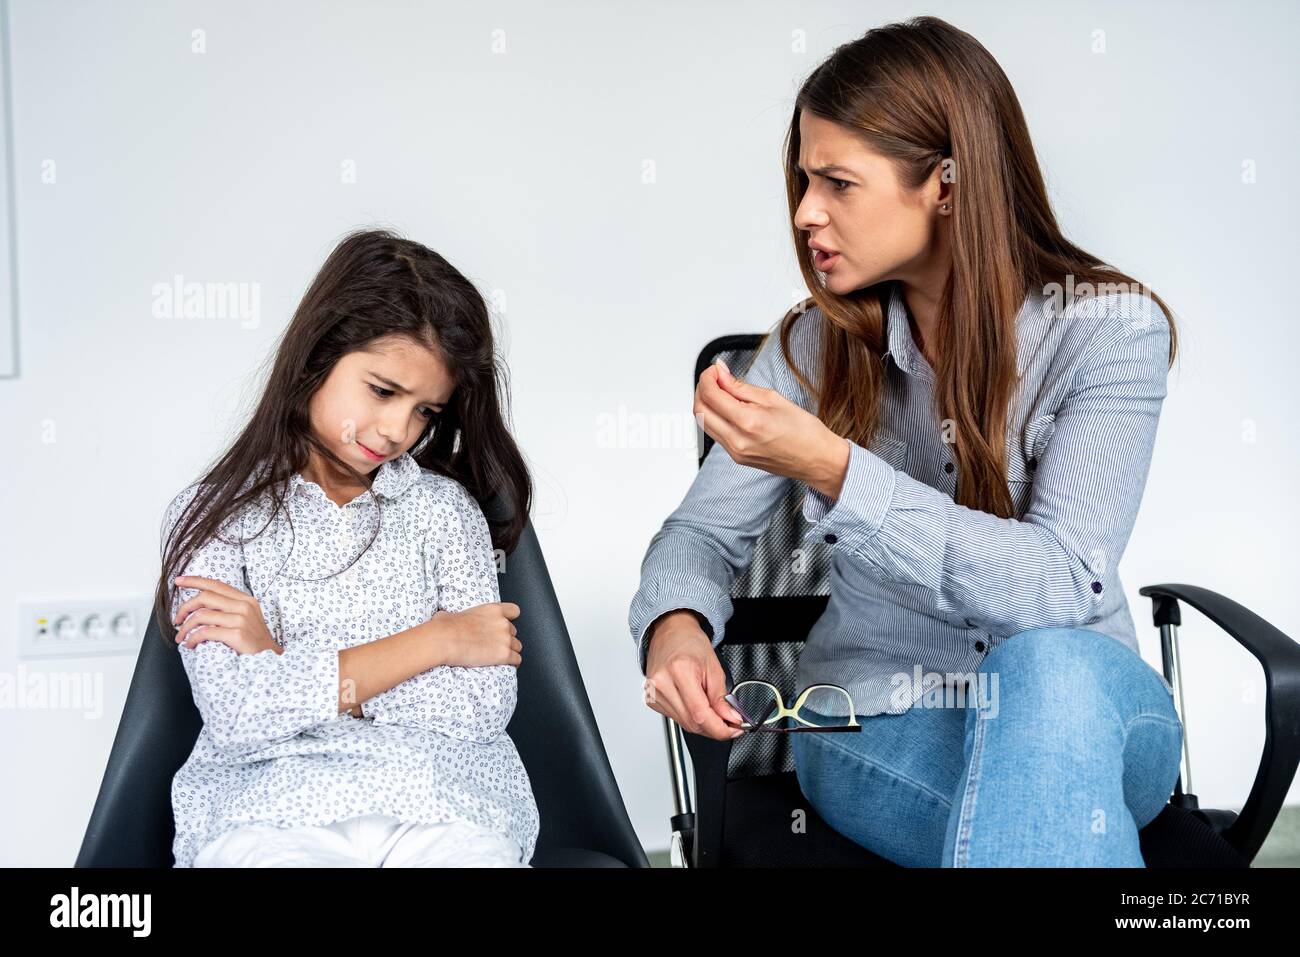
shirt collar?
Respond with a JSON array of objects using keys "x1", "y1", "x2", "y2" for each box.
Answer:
[
  {"x1": 881, "y1": 281, "x2": 922, "y2": 377},
  {"x1": 289, "y1": 450, "x2": 421, "y2": 503},
  {"x1": 881, "y1": 280, "x2": 1038, "y2": 378}
]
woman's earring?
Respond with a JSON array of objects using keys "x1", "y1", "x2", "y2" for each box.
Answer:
[{"x1": 941, "y1": 203, "x2": 951, "y2": 212}]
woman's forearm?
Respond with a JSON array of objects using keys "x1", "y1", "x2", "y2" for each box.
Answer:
[{"x1": 336, "y1": 619, "x2": 446, "y2": 715}]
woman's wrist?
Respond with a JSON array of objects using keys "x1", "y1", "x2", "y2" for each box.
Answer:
[
  {"x1": 645, "y1": 608, "x2": 711, "y2": 667},
  {"x1": 651, "y1": 608, "x2": 711, "y2": 641},
  {"x1": 806, "y1": 432, "x2": 851, "y2": 500}
]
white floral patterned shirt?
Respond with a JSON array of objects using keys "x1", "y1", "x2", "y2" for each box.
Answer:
[{"x1": 162, "y1": 452, "x2": 539, "y2": 867}]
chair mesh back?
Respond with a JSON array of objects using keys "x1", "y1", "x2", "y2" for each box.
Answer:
[{"x1": 697, "y1": 338, "x2": 833, "y2": 780}]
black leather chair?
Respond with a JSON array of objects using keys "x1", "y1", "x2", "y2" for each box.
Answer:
[
  {"x1": 662, "y1": 326, "x2": 1300, "y2": 868},
  {"x1": 77, "y1": 502, "x2": 648, "y2": 868}
]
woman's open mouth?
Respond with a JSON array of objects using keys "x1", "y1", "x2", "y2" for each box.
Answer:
[{"x1": 813, "y1": 249, "x2": 841, "y2": 271}]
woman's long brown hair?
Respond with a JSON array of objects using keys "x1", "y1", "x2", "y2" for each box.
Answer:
[
  {"x1": 154, "y1": 228, "x2": 532, "y2": 644},
  {"x1": 777, "y1": 15, "x2": 1179, "y2": 518}
]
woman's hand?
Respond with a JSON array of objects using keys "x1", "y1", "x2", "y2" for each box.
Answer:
[
  {"x1": 172, "y1": 575, "x2": 281, "y2": 656},
  {"x1": 693, "y1": 357, "x2": 851, "y2": 499},
  {"x1": 427, "y1": 602, "x2": 523, "y2": 668},
  {"x1": 643, "y1": 609, "x2": 747, "y2": 741}
]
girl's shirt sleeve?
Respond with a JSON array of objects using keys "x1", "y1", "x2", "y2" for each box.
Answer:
[
  {"x1": 163, "y1": 484, "x2": 341, "y2": 759},
  {"x1": 362, "y1": 480, "x2": 516, "y2": 744},
  {"x1": 800, "y1": 303, "x2": 1171, "y2": 637}
]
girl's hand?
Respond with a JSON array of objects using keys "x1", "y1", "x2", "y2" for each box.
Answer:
[
  {"x1": 693, "y1": 358, "x2": 851, "y2": 499},
  {"x1": 172, "y1": 575, "x2": 281, "y2": 656},
  {"x1": 427, "y1": 602, "x2": 522, "y2": 668}
]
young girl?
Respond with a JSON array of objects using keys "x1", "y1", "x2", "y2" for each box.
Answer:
[{"x1": 156, "y1": 228, "x2": 539, "y2": 867}]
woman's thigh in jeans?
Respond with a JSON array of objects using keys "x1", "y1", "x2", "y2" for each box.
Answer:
[{"x1": 792, "y1": 700, "x2": 969, "y2": 867}]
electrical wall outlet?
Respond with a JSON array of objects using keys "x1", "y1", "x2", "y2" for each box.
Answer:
[{"x1": 18, "y1": 598, "x2": 156, "y2": 660}]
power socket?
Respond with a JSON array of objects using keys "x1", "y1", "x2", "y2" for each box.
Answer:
[{"x1": 18, "y1": 597, "x2": 156, "y2": 660}]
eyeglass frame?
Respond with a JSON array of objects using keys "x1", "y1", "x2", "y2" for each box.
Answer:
[{"x1": 722, "y1": 680, "x2": 862, "y2": 733}]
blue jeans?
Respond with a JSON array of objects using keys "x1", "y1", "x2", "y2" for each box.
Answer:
[{"x1": 791, "y1": 627, "x2": 1184, "y2": 867}]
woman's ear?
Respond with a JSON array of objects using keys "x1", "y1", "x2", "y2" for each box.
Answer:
[{"x1": 924, "y1": 158, "x2": 954, "y2": 216}]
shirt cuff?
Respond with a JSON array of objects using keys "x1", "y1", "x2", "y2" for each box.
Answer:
[{"x1": 800, "y1": 439, "x2": 897, "y2": 556}]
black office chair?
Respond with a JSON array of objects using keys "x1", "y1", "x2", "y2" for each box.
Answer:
[
  {"x1": 77, "y1": 499, "x2": 648, "y2": 868},
  {"x1": 662, "y1": 324, "x2": 1300, "y2": 868}
]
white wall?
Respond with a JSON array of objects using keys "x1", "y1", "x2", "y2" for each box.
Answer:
[{"x1": 1, "y1": 0, "x2": 1296, "y2": 865}]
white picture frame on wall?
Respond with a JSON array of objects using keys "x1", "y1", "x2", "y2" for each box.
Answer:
[{"x1": 0, "y1": 0, "x2": 17, "y2": 378}]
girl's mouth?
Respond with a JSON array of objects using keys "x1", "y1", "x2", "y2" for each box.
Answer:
[
  {"x1": 357, "y1": 442, "x2": 386, "y2": 462},
  {"x1": 813, "y1": 249, "x2": 841, "y2": 271}
]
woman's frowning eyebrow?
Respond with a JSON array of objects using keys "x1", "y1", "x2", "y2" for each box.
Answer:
[
  {"x1": 367, "y1": 371, "x2": 445, "y2": 408},
  {"x1": 798, "y1": 163, "x2": 859, "y2": 178}
]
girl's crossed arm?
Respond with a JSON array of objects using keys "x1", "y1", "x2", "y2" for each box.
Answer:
[
  {"x1": 164, "y1": 485, "x2": 452, "y2": 758},
  {"x1": 361, "y1": 481, "x2": 519, "y2": 744},
  {"x1": 164, "y1": 485, "x2": 352, "y2": 759}
]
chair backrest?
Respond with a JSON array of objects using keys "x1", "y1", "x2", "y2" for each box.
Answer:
[
  {"x1": 77, "y1": 505, "x2": 647, "y2": 868},
  {"x1": 695, "y1": 333, "x2": 832, "y2": 783}
]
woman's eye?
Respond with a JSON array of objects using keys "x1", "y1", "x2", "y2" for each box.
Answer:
[
  {"x1": 830, "y1": 177, "x2": 851, "y2": 193},
  {"x1": 370, "y1": 383, "x2": 438, "y2": 419}
]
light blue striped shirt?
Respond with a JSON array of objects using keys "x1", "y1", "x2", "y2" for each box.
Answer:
[{"x1": 628, "y1": 279, "x2": 1175, "y2": 715}]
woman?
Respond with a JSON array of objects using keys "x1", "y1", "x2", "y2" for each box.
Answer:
[{"x1": 628, "y1": 16, "x2": 1183, "y2": 867}]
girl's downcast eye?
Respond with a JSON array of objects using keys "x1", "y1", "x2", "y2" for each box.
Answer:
[{"x1": 369, "y1": 383, "x2": 437, "y2": 419}]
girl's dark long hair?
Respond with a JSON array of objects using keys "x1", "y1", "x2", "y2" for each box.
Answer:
[
  {"x1": 777, "y1": 15, "x2": 1179, "y2": 518},
  {"x1": 154, "y1": 227, "x2": 531, "y2": 644}
]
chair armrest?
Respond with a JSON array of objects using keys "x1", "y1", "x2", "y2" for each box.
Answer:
[{"x1": 1140, "y1": 583, "x2": 1300, "y2": 862}]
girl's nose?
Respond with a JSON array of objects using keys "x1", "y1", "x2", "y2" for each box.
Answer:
[{"x1": 376, "y1": 417, "x2": 406, "y2": 446}]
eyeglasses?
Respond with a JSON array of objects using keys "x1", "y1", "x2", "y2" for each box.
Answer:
[{"x1": 722, "y1": 681, "x2": 861, "y2": 733}]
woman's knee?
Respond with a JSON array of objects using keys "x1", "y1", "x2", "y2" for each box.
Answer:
[{"x1": 975, "y1": 627, "x2": 1182, "y2": 777}]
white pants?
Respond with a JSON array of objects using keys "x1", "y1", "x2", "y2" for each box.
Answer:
[{"x1": 192, "y1": 813, "x2": 529, "y2": 868}]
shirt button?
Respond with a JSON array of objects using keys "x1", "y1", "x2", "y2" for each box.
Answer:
[
  {"x1": 1027, "y1": 456, "x2": 1038, "y2": 471},
  {"x1": 342, "y1": 566, "x2": 358, "y2": 584},
  {"x1": 974, "y1": 640, "x2": 987, "y2": 653},
  {"x1": 943, "y1": 462, "x2": 954, "y2": 473},
  {"x1": 1091, "y1": 581, "x2": 1103, "y2": 594},
  {"x1": 824, "y1": 533, "x2": 837, "y2": 544}
]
